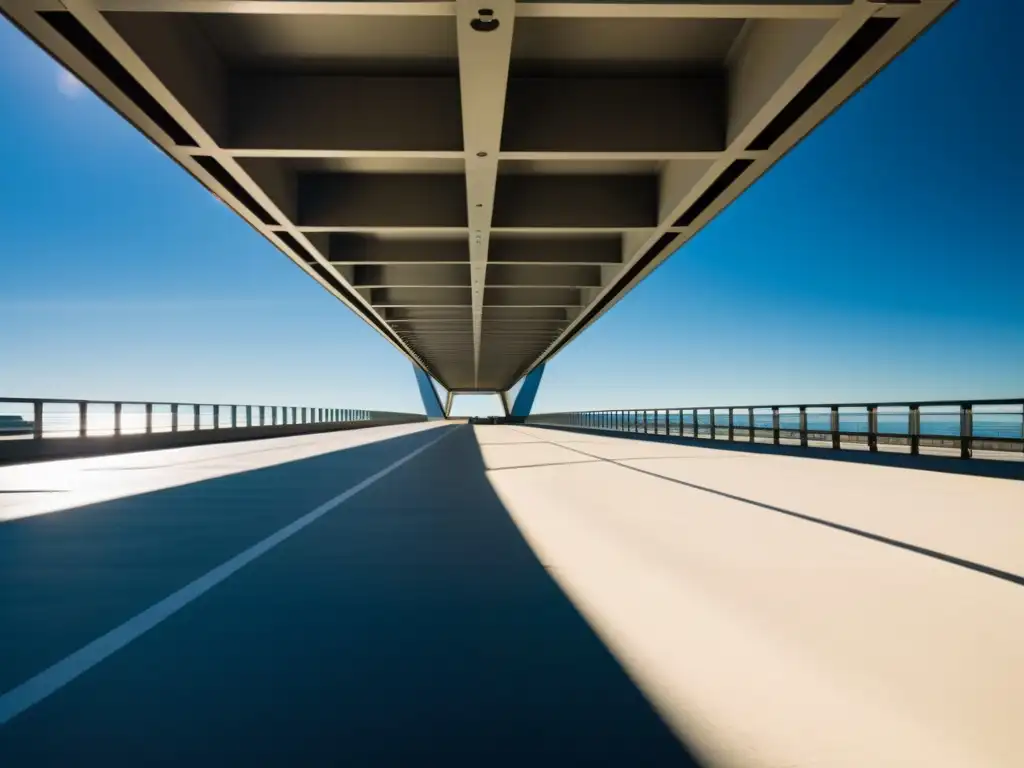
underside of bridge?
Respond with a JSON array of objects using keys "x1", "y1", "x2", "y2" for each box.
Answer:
[{"x1": 1, "y1": 0, "x2": 953, "y2": 391}]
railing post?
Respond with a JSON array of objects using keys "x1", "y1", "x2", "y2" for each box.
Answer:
[
  {"x1": 868, "y1": 405, "x2": 878, "y2": 452},
  {"x1": 831, "y1": 406, "x2": 840, "y2": 449},
  {"x1": 799, "y1": 406, "x2": 808, "y2": 447},
  {"x1": 194, "y1": 404, "x2": 201, "y2": 431},
  {"x1": 171, "y1": 404, "x2": 179, "y2": 432},
  {"x1": 960, "y1": 404, "x2": 972, "y2": 459},
  {"x1": 728, "y1": 408, "x2": 734, "y2": 441},
  {"x1": 709, "y1": 409, "x2": 716, "y2": 440},
  {"x1": 909, "y1": 405, "x2": 920, "y2": 455},
  {"x1": 692, "y1": 408, "x2": 698, "y2": 438},
  {"x1": 213, "y1": 404, "x2": 220, "y2": 429},
  {"x1": 665, "y1": 408, "x2": 669, "y2": 436},
  {"x1": 231, "y1": 405, "x2": 237, "y2": 428},
  {"x1": 114, "y1": 402, "x2": 122, "y2": 436},
  {"x1": 302, "y1": 407, "x2": 307, "y2": 423},
  {"x1": 260, "y1": 406, "x2": 265, "y2": 426},
  {"x1": 772, "y1": 406, "x2": 780, "y2": 445},
  {"x1": 677, "y1": 409, "x2": 683, "y2": 437},
  {"x1": 643, "y1": 409, "x2": 648, "y2": 434},
  {"x1": 33, "y1": 400, "x2": 43, "y2": 440},
  {"x1": 748, "y1": 407, "x2": 755, "y2": 443},
  {"x1": 145, "y1": 403, "x2": 153, "y2": 434},
  {"x1": 246, "y1": 405, "x2": 252, "y2": 427},
  {"x1": 78, "y1": 401, "x2": 87, "y2": 438}
]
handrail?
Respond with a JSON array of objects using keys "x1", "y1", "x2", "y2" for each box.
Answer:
[
  {"x1": 526, "y1": 398, "x2": 1024, "y2": 460},
  {"x1": 0, "y1": 395, "x2": 425, "y2": 440},
  {"x1": 533, "y1": 396, "x2": 1024, "y2": 412}
]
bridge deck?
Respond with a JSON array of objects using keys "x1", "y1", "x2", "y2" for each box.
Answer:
[{"x1": 0, "y1": 423, "x2": 1021, "y2": 766}]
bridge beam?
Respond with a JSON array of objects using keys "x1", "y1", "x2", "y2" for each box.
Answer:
[{"x1": 2, "y1": 0, "x2": 953, "y2": 392}]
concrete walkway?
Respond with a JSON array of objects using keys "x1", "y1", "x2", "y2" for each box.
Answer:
[
  {"x1": 486, "y1": 425, "x2": 1024, "y2": 768},
  {"x1": 1, "y1": 424, "x2": 1022, "y2": 766}
]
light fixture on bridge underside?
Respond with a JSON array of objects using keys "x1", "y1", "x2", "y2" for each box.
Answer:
[{"x1": 470, "y1": 9, "x2": 500, "y2": 33}]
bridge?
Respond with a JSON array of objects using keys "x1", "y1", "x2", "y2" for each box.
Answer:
[
  {"x1": 5, "y1": 0, "x2": 1023, "y2": 766},
  {"x1": 0, "y1": 403, "x2": 1021, "y2": 764},
  {"x1": 1, "y1": 0, "x2": 955, "y2": 410}
]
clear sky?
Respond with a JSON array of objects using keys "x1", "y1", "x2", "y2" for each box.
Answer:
[{"x1": 1, "y1": 1, "x2": 1021, "y2": 417}]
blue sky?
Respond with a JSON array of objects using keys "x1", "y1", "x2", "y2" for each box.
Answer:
[{"x1": 1, "y1": 2, "x2": 1021, "y2": 417}]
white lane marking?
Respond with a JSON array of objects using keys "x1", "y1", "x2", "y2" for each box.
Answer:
[{"x1": 0, "y1": 425, "x2": 460, "y2": 726}]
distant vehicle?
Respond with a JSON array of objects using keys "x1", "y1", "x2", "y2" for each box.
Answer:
[
  {"x1": 0, "y1": 414, "x2": 35, "y2": 436},
  {"x1": 469, "y1": 416, "x2": 500, "y2": 425}
]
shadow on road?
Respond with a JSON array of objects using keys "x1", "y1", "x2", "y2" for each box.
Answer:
[{"x1": 0, "y1": 425, "x2": 704, "y2": 765}]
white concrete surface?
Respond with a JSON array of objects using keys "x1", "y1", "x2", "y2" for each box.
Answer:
[
  {"x1": 0, "y1": 422, "x2": 446, "y2": 523},
  {"x1": 482, "y1": 425, "x2": 1024, "y2": 768}
]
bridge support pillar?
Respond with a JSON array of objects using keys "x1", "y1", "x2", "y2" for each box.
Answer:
[
  {"x1": 412, "y1": 364, "x2": 446, "y2": 420},
  {"x1": 504, "y1": 363, "x2": 546, "y2": 423}
]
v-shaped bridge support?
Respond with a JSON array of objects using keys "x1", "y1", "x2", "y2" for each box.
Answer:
[
  {"x1": 412, "y1": 364, "x2": 446, "y2": 420},
  {"x1": 505, "y1": 364, "x2": 546, "y2": 422}
]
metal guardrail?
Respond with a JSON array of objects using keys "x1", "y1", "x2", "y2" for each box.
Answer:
[
  {"x1": 527, "y1": 398, "x2": 1024, "y2": 460},
  {"x1": 0, "y1": 396, "x2": 425, "y2": 440}
]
